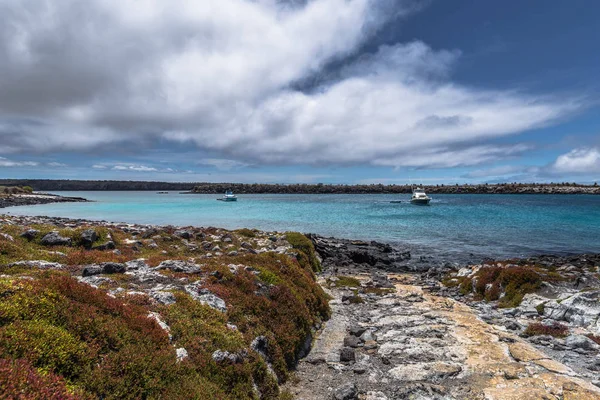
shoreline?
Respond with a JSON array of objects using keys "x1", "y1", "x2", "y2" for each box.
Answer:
[
  {"x1": 2, "y1": 213, "x2": 600, "y2": 398},
  {"x1": 0, "y1": 192, "x2": 88, "y2": 209},
  {"x1": 2, "y1": 213, "x2": 598, "y2": 267}
]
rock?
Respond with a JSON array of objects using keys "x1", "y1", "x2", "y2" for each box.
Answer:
[
  {"x1": 102, "y1": 262, "x2": 126, "y2": 274},
  {"x1": 544, "y1": 290, "x2": 600, "y2": 332},
  {"x1": 80, "y1": 229, "x2": 98, "y2": 248},
  {"x1": 9, "y1": 260, "x2": 64, "y2": 270},
  {"x1": 82, "y1": 265, "x2": 103, "y2": 277},
  {"x1": 227, "y1": 250, "x2": 238, "y2": 257},
  {"x1": 20, "y1": 229, "x2": 39, "y2": 240},
  {"x1": 0, "y1": 233, "x2": 14, "y2": 241},
  {"x1": 92, "y1": 241, "x2": 116, "y2": 251},
  {"x1": 340, "y1": 347, "x2": 356, "y2": 362},
  {"x1": 174, "y1": 229, "x2": 193, "y2": 239},
  {"x1": 78, "y1": 275, "x2": 113, "y2": 288},
  {"x1": 241, "y1": 241, "x2": 253, "y2": 249},
  {"x1": 212, "y1": 350, "x2": 243, "y2": 364},
  {"x1": 349, "y1": 325, "x2": 367, "y2": 337},
  {"x1": 40, "y1": 231, "x2": 72, "y2": 246},
  {"x1": 184, "y1": 284, "x2": 227, "y2": 312},
  {"x1": 333, "y1": 382, "x2": 358, "y2": 400},
  {"x1": 82, "y1": 262, "x2": 125, "y2": 277},
  {"x1": 364, "y1": 340, "x2": 378, "y2": 350},
  {"x1": 365, "y1": 392, "x2": 388, "y2": 400},
  {"x1": 360, "y1": 330, "x2": 376, "y2": 342},
  {"x1": 251, "y1": 336, "x2": 269, "y2": 361},
  {"x1": 151, "y1": 291, "x2": 177, "y2": 305},
  {"x1": 176, "y1": 347, "x2": 188, "y2": 362},
  {"x1": 343, "y1": 335, "x2": 361, "y2": 348},
  {"x1": 155, "y1": 260, "x2": 201, "y2": 274},
  {"x1": 565, "y1": 334, "x2": 600, "y2": 350}
]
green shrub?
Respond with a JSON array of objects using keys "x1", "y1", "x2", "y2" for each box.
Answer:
[
  {"x1": 329, "y1": 276, "x2": 361, "y2": 288},
  {"x1": 0, "y1": 358, "x2": 87, "y2": 400},
  {"x1": 286, "y1": 232, "x2": 321, "y2": 272}
]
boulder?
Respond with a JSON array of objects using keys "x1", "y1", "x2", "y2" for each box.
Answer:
[
  {"x1": 20, "y1": 229, "x2": 39, "y2": 241},
  {"x1": 174, "y1": 229, "x2": 193, "y2": 239},
  {"x1": 333, "y1": 382, "x2": 358, "y2": 400},
  {"x1": 343, "y1": 335, "x2": 361, "y2": 348},
  {"x1": 340, "y1": 347, "x2": 356, "y2": 362},
  {"x1": 102, "y1": 262, "x2": 126, "y2": 274},
  {"x1": 544, "y1": 290, "x2": 600, "y2": 333},
  {"x1": 80, "y1": 229, "x2": 98, "y2": 248},
  {"x1": 565, "y1": 334, "x2": 600, "y2": 351},
  {"x1": 184, "y1": 284, "x2": 227, "y2": 312},
  {"x1": 155, "y1": 260, "x2": 201, "y2": 274},
  {"x1": 40, "y1": 231, "x2": 72, "y2": 246},
  {"x1": 176, "y1": 347, "x2": 188, "y2": 362},
  {"x1": 151, "y1": 291, "x2": 177, "y2": 305},
  {"x1": 92, "y1": 241, "x2": 116, "y2": 251},
  {"x1": 82, "y1": 262, "x2": 126, "y2": 277},
  {"x1": 212, "y1": 350, "x2": 243, "y2": 364}
]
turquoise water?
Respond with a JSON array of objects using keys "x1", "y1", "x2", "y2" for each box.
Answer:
[{"x1": 4, "y1": 192, "x2": 600, "y2": 260}]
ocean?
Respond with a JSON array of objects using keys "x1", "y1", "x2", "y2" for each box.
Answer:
[{"x1": 4, "y1": 191, "x2": 600, "y2": 261}]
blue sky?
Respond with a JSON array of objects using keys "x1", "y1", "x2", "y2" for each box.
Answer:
[{"x1": 1, "y1": 0, "x2": 599, "y2": 184}]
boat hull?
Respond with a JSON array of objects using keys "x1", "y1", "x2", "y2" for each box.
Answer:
[
  {"x1": 410, "y1": 198, "x2": 431, "y2": 205},
  {"x1": 217, "y1": 198, "x2": 237, "y2": 202}
]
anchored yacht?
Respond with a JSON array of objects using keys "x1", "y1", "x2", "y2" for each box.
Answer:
[{"x1": 410, "y1": 187, "x2": 431, "y2": 205}]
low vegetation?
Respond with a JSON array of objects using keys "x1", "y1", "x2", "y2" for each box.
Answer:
[
  {"x1": 0, "y1": 217, "x2": 330, "y2": 399},
  {"x1": 443, "y1": 262, "x2": 568, "y2": 307},
  {"x1": 523, "y1": 322, "x2": 569, "y2": 338}
]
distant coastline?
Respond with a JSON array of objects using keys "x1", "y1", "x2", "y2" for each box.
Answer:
[{"x1": 1, "y1": 179, "x2": 599, "y2": 195}]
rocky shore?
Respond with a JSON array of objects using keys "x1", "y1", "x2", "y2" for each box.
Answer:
[
  {"x1": 282, "y1": 237, "x2": 600, "y2": 399},
  {"x1": 2, "y1": 214, "x2": 600, "y2": 399},
  {"x1": 0, "y1": 192, "x2": 88, "y2": 208}
]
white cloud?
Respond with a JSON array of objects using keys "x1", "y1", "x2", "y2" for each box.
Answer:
[
  {"x1": 112, "y1": 165, "x2": 158, "y2": 172},
  {"x1": 0, "y1": 0, "x2": 581, "y2": 169},
  {"x1": 0, "y1": 156, "x2": 38, "y2": 167},
  {"x1": 549, "y1": 147, "x2": 600, "y2": 174},
  {"x1": 92, "y1": 165, "x2": 108, "y2": 169}
]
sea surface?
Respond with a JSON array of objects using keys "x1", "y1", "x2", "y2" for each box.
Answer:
[{"x1": 4, "y1": 192, "x2": 600, "y2": 261}]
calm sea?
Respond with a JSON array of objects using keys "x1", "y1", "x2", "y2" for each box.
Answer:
[{"x1": 4, "y1": 192, "x2": 600, "y2": 261}]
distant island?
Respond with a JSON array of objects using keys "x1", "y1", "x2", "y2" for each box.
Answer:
[{"x1": 1, "y1": 179, "x2": 599, "y2": 194}]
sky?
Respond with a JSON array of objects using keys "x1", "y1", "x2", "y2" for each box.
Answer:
[{"x1": 0, "y1": 0, "x2": 599, "y2": 184}]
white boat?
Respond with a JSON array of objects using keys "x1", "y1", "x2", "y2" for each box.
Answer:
[
  {"x1": 217, "y1": 190, "x2": 237, "y2": 202},
  {"x1": 410, "y1": 187, "x2": 431, "y2": 205}
]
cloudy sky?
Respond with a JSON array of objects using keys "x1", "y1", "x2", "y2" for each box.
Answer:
[{"x1": 1, "y1": 0, "x2": 599, "y2": 184}]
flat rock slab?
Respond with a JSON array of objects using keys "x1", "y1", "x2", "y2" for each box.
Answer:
[{"x1": 284, "y1": 273, "x2": 600, "y2": 400}]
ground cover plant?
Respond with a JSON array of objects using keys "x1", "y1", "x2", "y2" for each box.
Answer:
[{"x1": 0, "y1": 217, "x2": 330, "y2": 399}]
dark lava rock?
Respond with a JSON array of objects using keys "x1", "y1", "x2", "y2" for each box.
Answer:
[
  {"x1": 82, "y1": 265, "x2": 103, "y2": 277},
  {"x1": 307, "y1": 234, "x2": 413, "y2": 272},
  {"x1": 174, "y1": 229, "x2": 193, "y2": 239},
  {"x1": 343, "y1": 335, "x2": 361, "y2": 348},
  {"x1": 80, "y1": 229, "x2": 98, "y2": 249},
  {"x1": 92, "y1": 241, "x2": 116, "y2": 251},
  {"x1": 348, "y1": 326, "x2": 367, "y2": 337},
  {"x1": 40, "y1": 231, "x2": 72, "y2": 246},
  {"x1": 20, "y1": 229, "x2": 39, "y2": 241},
  {"x1": 333, "y1": 382, "x2": 358, "y2": 400},
  {"x1": 339, "y1": 347, "x2": 356, "y2": 362},
  {"x1": 82, "y1": 262, "x2": 126, "y2": 277},
  {"x1": 101, "y1": 262, "x2": 126, "y2": 274}
]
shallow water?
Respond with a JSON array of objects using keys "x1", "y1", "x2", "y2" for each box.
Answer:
[{"x1": 4, "y1": 192, "x2": 600, "y2": 260}]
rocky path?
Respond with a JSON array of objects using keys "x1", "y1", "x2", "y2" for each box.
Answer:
[{"x1": 285, "y1": 274, "x2": 600, "y2": 400}]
